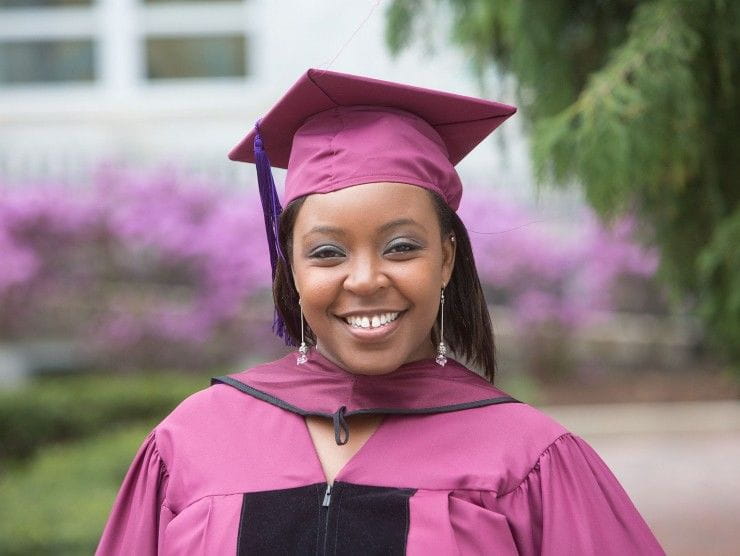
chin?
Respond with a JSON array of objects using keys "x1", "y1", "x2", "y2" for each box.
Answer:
[{"x1": 336, "y1": 350, "x2": 408, "y2": 376}]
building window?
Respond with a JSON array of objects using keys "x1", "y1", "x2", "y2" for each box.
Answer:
[
  {"x1": 139, "y1": 0, "x2": 250, "y2": 83},
  {"x1": 0, "y1": 0, "x2": 97, "y2": 86},
  {"x1": 145, "y1": 34, "x2": 247, "y2": 80},
  {"x1": 0, "y1": 0, "x2": 250, "y2": 89},
  {"x1": 0, "y1": 39, "x2": 95, "y2": 84}
]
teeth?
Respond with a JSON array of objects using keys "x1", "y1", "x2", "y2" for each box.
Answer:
[{"x1": 344, "y1": 312, "x2": 400, "y2": 329}]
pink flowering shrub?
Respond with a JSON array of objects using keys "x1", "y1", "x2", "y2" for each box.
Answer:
[
  {"x1": 459, "y1": 191, "x2": 660, "y2": 332},
  {"x1": 0, "y1": 168, "x2": 660, "y2": 372},
  {"x1": 459, "y1": 190, "x2": 661, "y2": 380},
  {"x1": 0, "y1": 166, "x2": 280, "y2": 371}
]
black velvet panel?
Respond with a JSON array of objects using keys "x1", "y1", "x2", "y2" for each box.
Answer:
[
  {"x1": 237, "y1": 481, "x2": 415, "y2": 555},
  {"x1": 327, "y1": 482, "x2": 415, "y2": 555},
  {"x1": 238, "y1": 483, "x2": 324, "y2": 555}
]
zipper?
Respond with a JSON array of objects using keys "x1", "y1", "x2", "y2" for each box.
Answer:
[
  {"x1": 322, "y1": 483, "x2": 332, "y2": 554},
  {"x1": 317, "y1": 482, "x2": 335, "y2": 555},
  {"x1": 322, "y1": 483, "x2": 332, "y2": 507}
]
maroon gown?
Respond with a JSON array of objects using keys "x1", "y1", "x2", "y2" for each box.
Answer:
[{"x1": 96, "y1": 349, "x2": 665, "y2": 555}]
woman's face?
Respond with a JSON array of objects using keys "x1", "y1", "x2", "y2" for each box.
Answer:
[{"x1": 290, "y1": 182, "x2": 455, "y2": 375}]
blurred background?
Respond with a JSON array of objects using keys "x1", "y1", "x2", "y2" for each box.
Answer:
[{"x1": 0, "y1": 0, "x2": 738, "y2": 554}]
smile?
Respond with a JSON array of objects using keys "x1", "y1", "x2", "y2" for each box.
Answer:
[{"x1": 344, "y1": 312, "x2": 400, "y2": 329}]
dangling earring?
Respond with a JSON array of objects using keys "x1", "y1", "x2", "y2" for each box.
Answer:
[
  {"x1": 297, "y1": 301, "x2": 308, "y2": 365},
  {"x1": 436, "y1": 286, "x2": 448, "y2": 366}
]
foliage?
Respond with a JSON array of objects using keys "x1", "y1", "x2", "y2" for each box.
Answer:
[
  {"x1": 460, "y1": 191, "x2": 660, "y2": 330},
  {"x1": 0, "y1": 165, "x2": 282, "y2": 371},
  {"x1": 386, "y1": 0, "x2": 740, "y2": 367},
  {"x1": 698, "y1": 207, "x2": 740, "y2": 357},
  {"x1": 0, "y1": 168, "x2": 659, "y2": 373},
  {"x1": 0, "y1": 423, "x2": 154, "y2": 556},
  {"x1": 0, "y1": 372, "x2": 207, "y2": 465}
]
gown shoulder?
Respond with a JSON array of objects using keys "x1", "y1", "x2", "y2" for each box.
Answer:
[
  {"x1": 95, "y1": 429, "x2": 173, "y2": 555},
  {"x1": 483, "y1": 430, "x2": 665, "y2": 555}
]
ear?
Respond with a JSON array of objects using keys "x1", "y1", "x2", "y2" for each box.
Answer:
[{"x1": 441, "y1": 234, "x2": 456, "y2": 285}]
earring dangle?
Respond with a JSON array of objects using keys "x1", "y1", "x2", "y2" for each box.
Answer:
[
  {"x1": 436, "y1": 287, "x2": 448, "y2": 366},
  {"x1": 296, "y1": 302, "x2": 308, "y2": 365}
]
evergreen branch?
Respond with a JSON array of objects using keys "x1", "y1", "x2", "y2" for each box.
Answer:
[
  {"x1": 533, "y1": 0, "x2": 701, "y2": 214},
  {"x1": 562, "y1": 1, "x2": 681, "y2": 122}
]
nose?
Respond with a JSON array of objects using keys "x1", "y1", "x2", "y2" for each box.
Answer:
[{"x1": 342, "y1": 252, "x2": 390, "y2": 296}]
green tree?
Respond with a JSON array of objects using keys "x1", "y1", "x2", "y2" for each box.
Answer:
[{"x1": 387, "y1": 0, "x2": 740, "y2": 370}]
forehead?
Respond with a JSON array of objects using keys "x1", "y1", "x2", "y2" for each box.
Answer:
[{"x1": 293, "y1": 182, "x2": 439, "y2": 233}]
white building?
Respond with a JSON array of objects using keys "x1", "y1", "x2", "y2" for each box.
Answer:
[{"x1": 0, "y1": 0, "x2": 546, "y2": 203}]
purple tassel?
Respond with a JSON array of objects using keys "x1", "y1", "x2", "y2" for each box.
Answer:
[{"x1": 253, "y1": 120, "x2": 290, "y2": 343}]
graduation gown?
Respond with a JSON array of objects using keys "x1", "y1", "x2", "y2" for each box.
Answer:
[{"x1": 96, "y1": 350, "x2": 665, "y2": 555}]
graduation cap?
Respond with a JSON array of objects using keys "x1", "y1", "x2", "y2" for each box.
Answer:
[{"x1": 228, "y1": 67, "x2": 516, "y2": 340}]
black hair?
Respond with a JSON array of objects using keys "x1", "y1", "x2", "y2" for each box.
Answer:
[{"x1": 272, "y1": 191, "x2": 497, "y2": 382}]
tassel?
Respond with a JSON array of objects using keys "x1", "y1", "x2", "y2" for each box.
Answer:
[{"x1": 253, "y1": 120, "x2": 290, "y2": 343}]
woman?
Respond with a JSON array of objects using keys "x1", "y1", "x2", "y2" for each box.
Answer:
[{"x1": 96, "y1": 68, "x2": 665, "y2": 555}]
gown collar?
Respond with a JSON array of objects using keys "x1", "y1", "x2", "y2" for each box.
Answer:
[{"x1": 211, "y1": 348, "x2": 520, "y2": 445}]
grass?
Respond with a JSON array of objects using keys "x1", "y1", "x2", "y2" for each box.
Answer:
[
  {"x1": 0, "y1": 423, "x2": 156, "y2": 556},
  {"x1": 0, "y1": 371, "x2": 217, "y2": 554}
]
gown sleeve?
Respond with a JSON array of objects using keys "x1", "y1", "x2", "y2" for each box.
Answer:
[
  {"x1": 96, "y1": 429, "x2": 173, "y2": 556},
  {"x1": 486, "y1": 432, "x2": 665, "y2": 555}
]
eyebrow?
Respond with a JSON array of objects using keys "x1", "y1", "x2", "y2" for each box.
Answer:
[
  {"x1": 306, "y1": 218, "x2": 425, "y2": 237},
  {"x1": 305, "y1": 225, "x2": 346, "y2": 236},
  {"x1": 379, "y1": 218, "x2": 425, "y2": 233}
]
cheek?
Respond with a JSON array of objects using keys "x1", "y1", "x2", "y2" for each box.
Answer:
[
  {"x1": 293, "y1": 268, "x2": 341, "y2": 313},
  {"x1": 389, "y1": 260, "x2": 444, "y2": 309},
  {"x1": 406, "y1": 250, "x2": 445, "y2": 285}
]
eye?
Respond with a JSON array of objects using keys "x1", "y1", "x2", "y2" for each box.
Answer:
[
  {"x1": 385, "y1": 239, "x2": 421, "y2": 255},
  {"x1": 309, "y1": 245, "x2": 345, "y2": 259}
]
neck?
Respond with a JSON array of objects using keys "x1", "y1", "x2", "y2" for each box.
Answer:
[{"x1": 313, "y1": 338, "x2": 437, "y2": 376}]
